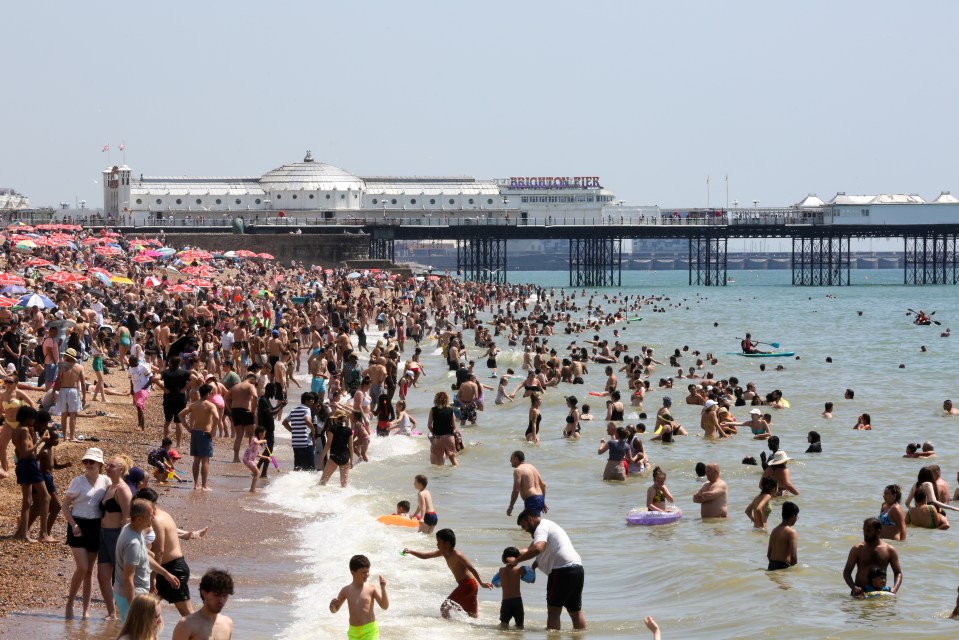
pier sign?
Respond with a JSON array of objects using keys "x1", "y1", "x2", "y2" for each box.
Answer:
[{"x1": 508, "y1": 176, "x2": 601, "y2": 189}]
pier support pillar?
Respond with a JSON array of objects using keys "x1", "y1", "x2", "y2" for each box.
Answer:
[
  {"x1": 569, "y1": 237, "x2": 621, "y2": 287},
  {"x1": 688, "y1": 235, "x2": 727, "y2": 286},
  {"x1": 368, "y1": 228, "x2": 395, "y2": 262},
  {"x1": 791, "y1": 235, "x2": 850, "y2": 285},
  {"x1": 904, "y1": 232, "x2": 958, "y2": 285},
  {"x1": 456, "y1": 237, "x2": 508, "y2": 283}
]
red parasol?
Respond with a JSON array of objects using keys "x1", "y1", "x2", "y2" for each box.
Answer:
[
  {"x1": 0, "y1": 296, "x2": 18, "y2": 308},
  {"x1": 0, "y1": 273, "x2": 25, "y2": 285},
  {"x1": 256, "y1": 253, "x2": 275, "y2": 260},
  {"x1": 181, "y1": 265, "x2": 216, "y2": 277},
  {"x1": 94, "y1": 245, "x2": 124, "y2": 256},
  {"x1": 132, "y1": 254, "x2": 154, "y2": 263},
  {"x1": 45, "y1": 272, "x2": 88, "y2": 284},
  {"x1": 234, "y1": 250, "x2": 257, "y2": 258},
  {"x1": 182, "y1": 278, "x2": 214, "y2": 288},
  {"x1": 166, "y1": 284, "x2": 195, "y2": 293},
  {"x1": 24, "y1": 258, "x2": 54, "y2": 267},
  {"x1": 178, "y1": 250, "x2": 213, "y2": 262},
  {"x1": 143, "y1": 276, "x2": 162, "y2": 288}
]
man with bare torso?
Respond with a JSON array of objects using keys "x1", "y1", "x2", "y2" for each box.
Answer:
[
  {"x1": 693, "y1": 462, "x2": 728, "y2": 518},
  {"x1": 364, "y1": 357, "x2": 387, "y2": 408},
  {"x1": 55, "y1": 348, "x2": 86, "y2": 442},
  {"x1": 172, "y1": 568, "x2": 234, "y2": 640},
  {"x1": 843, "y1": 517, "x2": 903, "y2": 597},
  {"x1": 178, "y1": 384, "x2": 221, "y2": 491},
  {"x1": 457, "y1": 377, "x2": 478, "y2": 427},
  {"x1": 507, "y1": 451, "x2": 548, "y2": 517},
  {"x1": 139, "y1": 487, "x2": 194, "y2": 615},
  {"x1": 226, "y1": 373, "x2": 258, "y2": 463}
]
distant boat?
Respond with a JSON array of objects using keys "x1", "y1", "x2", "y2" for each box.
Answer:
[{"x1": 727, "y1": 277, "x2": 735, "y2": 283}]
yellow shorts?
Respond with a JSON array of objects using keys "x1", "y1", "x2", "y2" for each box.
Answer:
[{"x1": 348, "y1": 621, "x2": 379, "y2": 640}]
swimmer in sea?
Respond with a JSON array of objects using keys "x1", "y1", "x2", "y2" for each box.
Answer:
[
  {"x1": 805, "y1": 431, "x2": 822, "y2": 453},
  {"x1": 766, "y1": 501, "x2": 799, "y2": 570},
  {"x1": 645, "y1": 467, "x2": 674, "y2": 512},
  {"x1": 944, "y1": 399, "x2": 959, "y2": 416},
  {"x1": 843, "y1": 518, "x2": 902, "y2": 598},
  {"x1": 746, "y1": 477, "x2": 777, "y2": 530},
  {"x1": 822, "y1": 402, "x2": 833, "y2": 419}
]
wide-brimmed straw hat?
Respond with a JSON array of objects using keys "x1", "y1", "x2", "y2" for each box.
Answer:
[{"x1": 768, "y1": 450, "x2": 792, "y2": 466}]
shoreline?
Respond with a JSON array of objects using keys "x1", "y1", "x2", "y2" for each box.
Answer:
[{"x1": 0, "y1": 367, "x2": 303, "y2": 638}]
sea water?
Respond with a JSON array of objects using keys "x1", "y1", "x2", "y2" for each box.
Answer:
[{"x1": 259, "y1": 269, "x2": 959, "y2": 639}]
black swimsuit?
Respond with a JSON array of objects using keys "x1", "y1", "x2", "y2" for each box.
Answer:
[
  {"x1": 610, "y1": 405, "x2": 624, "y2": 421},
  {"x1": 526, "y1": 414, "x2": 542, "y2": 437}
]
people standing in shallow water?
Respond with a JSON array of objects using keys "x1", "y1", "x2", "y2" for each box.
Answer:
[
  {"x1": 693, "y1": 463, "x2": 728, "y2": 518},
  {"x1": 879, "y1": 485, "x2": 907, "y2": 541},
  {"x1": 843, "y1": 518, "x2": 902, "y2": 598},
  {"x1": 805, "y1": 431, "x2": 822, "y2": 453},
  {"x1": 766, "y1": 501, "x2": 799, "y2": 570},
  {"x1": 598, "y1": 426, "x2": 631, "y2": 481},
  {"x1": 525, "y1": 393, "x2": 542, "y2": 444}
]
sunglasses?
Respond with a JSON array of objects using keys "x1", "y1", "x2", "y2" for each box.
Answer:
[{"x1": 83, "y1": 460, "x2": 99, "y2": 466}]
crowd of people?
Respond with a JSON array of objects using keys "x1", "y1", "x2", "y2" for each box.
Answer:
[{"x1": 4, "y1": 221, "x2": 959, "y2": 638}]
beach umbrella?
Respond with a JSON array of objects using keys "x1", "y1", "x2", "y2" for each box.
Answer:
[
  {"x1": 17, "y1": 293, "x2": 55, "y2": 308},
  {"x1": 95, "y1": 245, "x2": 124, "y2": 256},
  {"x1": 6, "y1": 223, "x2": 35, "y2": 231},
  {"x1": 234, "y1": 250, "x2": 257, "y2": 258},
  {"x1": 181, "y1": 265, "x2": 216, "y2": 277},
  {"x1": 110, "y1": 276, "x2": 135, "y2": 285},
  {"x1": 178, "y1": 250, "x2": 213, "y2": 261},
  {"x1": 24, "y1": 258, "x2": 53, "y2": 268},
  {"x1": 346, "y1": 272, "x2": 362, "y2": 279},
  {"x1": 14, "y1": 241, "x2": 36, "y2": 252},
  {"x1": 132, "y1": 254, "x2": 154, "y2": 263},
  {"x1": 183, "y1": 278, "x2": 213, "y2": 288},
  {"x1": 92, "y1": 272, "x2": 113, "y2": 287},
  {"x1": 0, "y1": 273, "x2": 25, "y2": 286},
  {"x1": 87, "y1": 267, "x2": 112, "y2": 278},
  {"x1": 82, "y1": 237, "x2": 109, "y2": 245},
  {"x1": 166, "y1": 284, "x2": 195, "y2": 293},
  {"x1": 0, "y1": 296, "x2": 18, "y2": 308},
  {"x1": 1, "y1": 285, "x2": 26, "y2": 294},
  {"x1": 155, "y1": 247, "x2": 176, "y2": 256},
  {"x1": 45, "y1": 272, "x2": 87, "y2": 284},
  {"x1": 255, "y1": 289, "x2": 273, "y2": 298},
  {"x1": 35, "y1": 224, "x2": 58, "y2": 231},
  {"x1": 143, "y1": 250, "x2": 163, "y2": 258},
  {"x1": 256, "y1": 252, "x2": 275, "y2": 260},
  {"x1": 142, "y1": 276, "x2": 162, "y2": 288}
]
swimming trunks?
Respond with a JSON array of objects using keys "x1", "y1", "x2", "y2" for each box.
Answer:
[
  {"x1": 15, "y1": 458, "x2": 43, "y2": 485},
  {"x1": 524, "y1": 494, "x2": 545, "y2": 515},
  {"x1": 767, "y1": 560, "x2": 791, "y2": 571},
  {"x1": 40, "y1": 471, "x2": 55, "y2": 495},
  {"x1": 56, "y1": 387, "x2": 82, "y2": 413},
  {"x1": 311, "y1": 376, "x2": 327, "y2": 394},
  {"x1": 446, "y1": 577, "x2": 479, "y2": 617},
  {"x1": 460, "y1": 402, "x2": 477, "y2": 423},
  {"x1": 347, "y1": 621, "x2": 379, "y2": 640},
  {"x1": 500, "y1": 596, "x2": 524, "y2": 627},
  {"x1": 546, "y1": 565, "x2": 584, "y2": 612},
  {"x1": 230, "y1": 407, "x2": 255, "y2": 427},
  {"x1": 92, "y1": 356, "x2": 104, "y2": 373},
  {"x1": 423, "y1": 512, "x2": 438, "y2": 527},
  {"x1": 189, "y1": 430, "x2": 214, "y2": 458},
  {"x1": 156, "y1": 557, "x2": 191, "y2": 603},
  {"x1": 133, "y1": 388, "x2": 150, "y2": 411}
]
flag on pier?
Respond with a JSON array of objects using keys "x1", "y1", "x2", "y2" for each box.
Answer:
[
  {"x1": 119, "y1": 143, "x2": 125, "y2": 151},
  {"x1": 101, "y1": 144, "x2": 109, "y2": 152}
]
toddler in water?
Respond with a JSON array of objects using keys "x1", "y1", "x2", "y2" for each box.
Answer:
[
  {"x1": 494, "y1": 376, "x2": 513, "y2": 405},
  {"x1": 862, "y1": 566, "x2": 893, "y2": 596},
  {"x1": 389, "y1": 400, "x2": 416, "y2": 436},
  {"x1": 392, "y1": 500, "x2": 413, "y2": 518},
  {"x1": 243, "y1": 426, "x2": 271, "y2": 493},
  {"x1": 329, "y1": 555, "x2": 389, "y2": 640},
  {"x1": 492, "y1": 546, "x2": 535, "y2": 630},
  {"x1": 413, "y1": 475, "x2": 437, "y2": 534},
  {"x1": 646, "y1": 467, "x2": 674, "y2": 511}
]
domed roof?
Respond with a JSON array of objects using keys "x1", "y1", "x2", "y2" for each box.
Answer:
[{"x1": 259, "y1": 151, "x2": 365, "y2": 191}]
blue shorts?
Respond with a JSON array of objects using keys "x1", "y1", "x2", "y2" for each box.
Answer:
[
  {"x1": 311, "y1": 377, "x2": 327, "y2": 394},
  {"x1": 44, "y1": 363, "x2": 58, "y2": 384},
  {"x1": 15, "y1": 458, "x2": 43, "y2": 485},
  {"x1": 189, "y1": 430, "x2": 214, "y2": 458},
  {"x1": 524, "y1": 494, "x2": 545, "y2": 516}
]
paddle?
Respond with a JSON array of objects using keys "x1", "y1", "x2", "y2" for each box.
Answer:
[{"x1": 735, "y1": 337, "x2": 780, "y2": 349}]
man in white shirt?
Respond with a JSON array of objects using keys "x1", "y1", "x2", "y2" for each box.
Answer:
[
  {"x1": 510, "y1": 510, "x2": 586, "y2": 631},
  {"x1": 128, "y1": 356, "x2": 157, "y2": 431}
]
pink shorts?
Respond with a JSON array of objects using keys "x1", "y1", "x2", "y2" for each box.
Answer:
[{"x1": 134, "y1": 389, "x2": 150, "y2": 411}]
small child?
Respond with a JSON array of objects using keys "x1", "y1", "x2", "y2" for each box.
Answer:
[
  {"x1": 492, "y1": 546, "x2": 535, "y2": 629},
  {"x1": 646, "y1": 466, "x2": 675, "y2": 512},
  {"x1": 147, "y1": 437, "x2": 176, "y2": 484},
  {"x1": 393, "y1": 500, "x2": 412, "y2": 518},
  {"x1": 329, "y1": 555, "x2": 389, "y2": 639},
  {"x1": 398, "y1": 371, "x2": 413, "y2": 402},
  {"x1": 390, "y1": 401, "x2": 416, "y2": 436},
  {"x1": 494, "y1": 377, "x2": 513, "y2": 405},
  {"x1": 580, "y1": 404, "x2": 594, "y2": 421},
  {"x1": 413, "y1": 475, "x2": 437, "y2": 534},
  {"x1": 244, "y1": 426, "x2": 271, "y2": 493},
  {"x1": 403, "y1": 529, "x2": 492, "y2": 619},
  {"x1": 862, "y1": 566, "x2": 893, "y2": 596}
]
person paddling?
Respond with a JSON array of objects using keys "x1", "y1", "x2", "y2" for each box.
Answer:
[{"x1": 740, "y1": 333, "x2": 767, "y2": 355}]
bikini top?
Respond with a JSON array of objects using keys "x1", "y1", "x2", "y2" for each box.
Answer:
[
  {"x1": 102, "y1": 495, "x2": 122, "y2": 514},
  {"x1": 3, "y1": 398, "x2": 22, "y2": 412}
]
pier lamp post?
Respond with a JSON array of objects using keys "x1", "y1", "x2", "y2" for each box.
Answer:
[
  {"x1": 502, "y1": 196, "x2": 509, "y2": 225},
  {"x1": 753, "y1": 199, "x2": 759, "y2": 208}
]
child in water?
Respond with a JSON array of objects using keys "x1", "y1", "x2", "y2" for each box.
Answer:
[
  {"x1": 646, "y1": 466, "x2": 674, "y2": 511},
  {"x1": 329, "y1": 555, "x2": 389, "y2": 640},
  {"x1": 492, "y1": 546, "x2": 535, "y2": 630},
  {"x1": 862, "y1": 566, "x2": 893, "y2": 596},
  {"x1": 494, "y1": 377, "x2": 513, "y2": 405},
  {"x1": 413, "y1": 475, "x2": 437, "y2": 534},
  {"x1": 389, "y1": 400, "x2": 416, "y2": 436},
  {"x1": 243, "y1": 426, "x2": 271, "y2": 493}
]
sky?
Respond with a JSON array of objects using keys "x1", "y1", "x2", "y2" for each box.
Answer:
[{"x1": 3, "y1": 1, "x2": 957, "y2": 212}]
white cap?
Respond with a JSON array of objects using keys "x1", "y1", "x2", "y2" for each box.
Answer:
[{"x1": 704, "y1": 400, "x2": 716, "y2": 408}]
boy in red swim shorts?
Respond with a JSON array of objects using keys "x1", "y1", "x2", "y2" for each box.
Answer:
[{"x1": 403, "y1": 528, "x2": 492, "y2": 618}]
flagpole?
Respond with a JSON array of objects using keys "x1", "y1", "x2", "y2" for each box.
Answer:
[
  {"x1": 121, "y1": 140, "x2": 126, "y2": 165},
  {"x1": 706, "y1": 175, "x2": 710, "y2": 208},
  {"x1": 725, "y1": 174, "x2": 729, "y2": 210}
]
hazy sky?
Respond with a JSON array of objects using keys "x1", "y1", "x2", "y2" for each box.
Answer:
[{"x1": 3, "y1": 1, "x2": 957, "y2": 210}]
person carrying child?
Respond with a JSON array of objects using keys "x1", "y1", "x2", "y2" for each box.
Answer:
[
  {"x1": 329, "y1": 554, "x2": 389, "y2": 640},
  {"x1": 492, "y1": 546, "x2": 535, "y2": 629},
  {"x1": 403, "y1": 528, "x2": 492, "y2": 618}
]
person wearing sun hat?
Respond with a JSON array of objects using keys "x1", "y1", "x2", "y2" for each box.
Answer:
[
  {"x1": 700, "y1": 399, "x2": 724, "y2": 439},
  {"x1": 62, "y1": 447, "x2": 110, "y2": 619},
  {"x1": 763, "y1": 450, "x2": 799, "y2": 496},
  {"x1": 55, "y1": 348, "x2": 86, "y2": 442},
  {"x1": 724, "y1": 407, "x2": 771, "y2": 440}
]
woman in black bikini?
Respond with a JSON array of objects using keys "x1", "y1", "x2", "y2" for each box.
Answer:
[
  {"x1": 606, "y1": 390, "x2": 625, "y2": 422},
  {"x1": 319, "y1": 411, "x2": 355, "y2": 488},
  {"x1": 564, "y1": 395, "x2": 581, "y2": 439},
  {"x1": 99, "y1": 455, "x2": 133, "y2": 620},
  {"x1": 526, "y1": 393, "x2": 542, "y2": 444}
]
